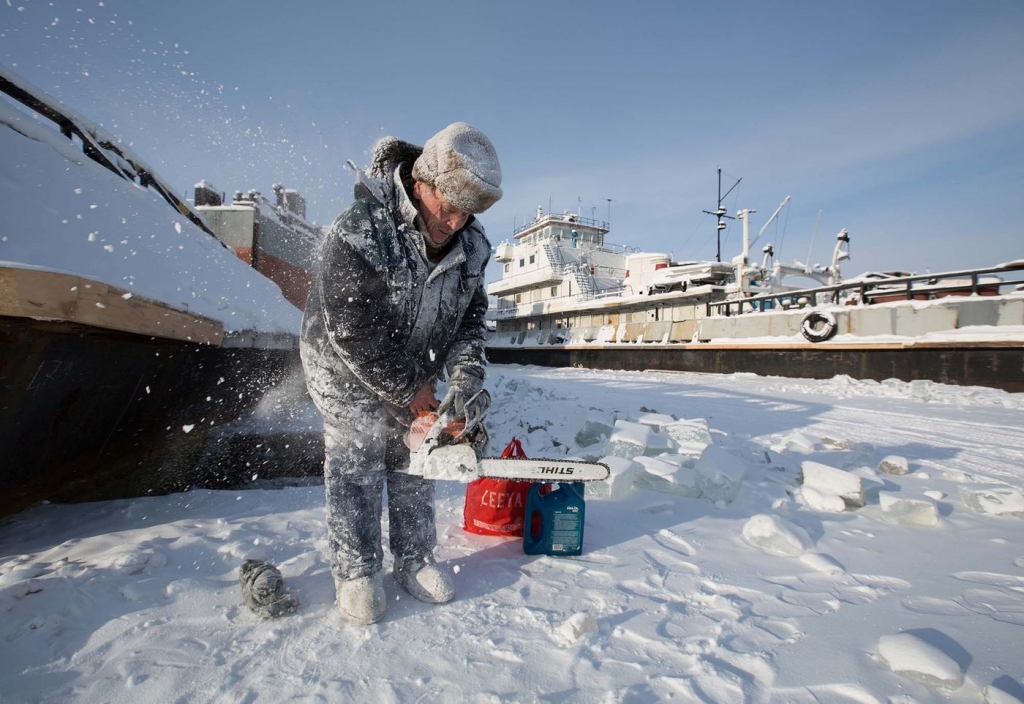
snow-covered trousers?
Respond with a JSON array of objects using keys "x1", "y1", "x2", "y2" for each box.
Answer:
[{"x1": 322, "y1": 418, "x2": 436, "y2": 581}]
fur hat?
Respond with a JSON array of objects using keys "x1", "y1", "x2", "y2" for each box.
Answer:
[{"x1": 412, "y1": 122, "x2": 502, "y2": 214}]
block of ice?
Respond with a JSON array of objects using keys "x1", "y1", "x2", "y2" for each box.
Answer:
[
  {"x1": 574, "y1": 413, "x2": 615, "y2": 448},
  {"x1": 839, "y1": 442, "x2": 877, "y2": 471},
  {"x1": 821, "y1": 436, "x2": 856, "y2": 450},
  {"x1": 796, "y1": 485, "x2": 847, "y2": 513},
  {"x1": 642, "y1": 430, "x2": 679, "y2": 457},
  {"x1": 983, "y1": 683, "x2": 1024, "y2": 704},
  {"x1": 633, "y1": 456, "x2": 700, "y2": 497},
  {"x1": 742, "y1": 514, "x2": 812, "y2": 557},
  {"x1": 877, "y1": 633, "x2": 964, "y2": 690},
  {"x1": 652, "y1": 453, "x2": 699, "y2": 472},
  {"x1": 662, "y1": 418, "x2": 712, "y2": 457},
  {"x1": 633, "y1": 455, "x2": 681, "y2": 477},
  {"x1": 587, "y1": 456, "x2": 644, "y2": 500},
  {"x1": 879, "y1": 492, "x2": 939, "y2": 526},
  {"x1": 878, "y1": 455, "x2": 910, "y2": 476},
  {"x1": 606, "y1": 419, "x2": 652, "y2": 458},
  {"x1": 694, "y1": 444, "x2": 747, "y2": 503},
  {"x1": 770, "y1": 431, "x2": 817, "y2": 454},
  {"x1": 960, "y1": 485, "x2": 1024, "y2": 518},
  {"x1": 800, "y1": 460, "x2": 865, "y2": 508},
  {"x1": 636, "y1": 412, "x2": 676, "y2": 432}
]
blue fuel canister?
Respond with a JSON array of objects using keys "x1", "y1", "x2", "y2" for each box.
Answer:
[{"x1": 523, "y1": 482, "x2": 586, "y2": 556}]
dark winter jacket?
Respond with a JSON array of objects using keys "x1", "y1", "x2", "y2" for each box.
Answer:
[{"x1": 300, "y1": 138, "x2": 490, "y2": 428}]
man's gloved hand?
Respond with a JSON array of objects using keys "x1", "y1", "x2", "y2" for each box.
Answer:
[{"x1": 437, "y1": 371, "x2": 483, "y2": 420}]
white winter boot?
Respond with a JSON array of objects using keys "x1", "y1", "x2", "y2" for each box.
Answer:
[
  {"x1": 335, "y1": 572, "x2": 386, "y2": 625},
  {"x1": 394, "y1": 555, "x2": 455, "y2": 604}
]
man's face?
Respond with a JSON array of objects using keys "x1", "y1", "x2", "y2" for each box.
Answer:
[{"x1": 413, "y1": 181, "x2": 471, "y2": 246}]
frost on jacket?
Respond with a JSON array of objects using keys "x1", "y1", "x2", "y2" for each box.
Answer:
[{"x1": 300, "y1": 138, "x2": 490, "y2": 427}]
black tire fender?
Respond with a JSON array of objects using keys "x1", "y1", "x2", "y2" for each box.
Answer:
[{"x1": 801, "y1": 310, "x2": 838, "y2": 342}]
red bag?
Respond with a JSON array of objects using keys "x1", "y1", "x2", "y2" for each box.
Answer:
[{"x1": 463, "y1": 438, "x2": 534, "y2": 536}]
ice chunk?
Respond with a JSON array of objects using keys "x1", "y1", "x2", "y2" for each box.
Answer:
[
  {"x1": 642, "y1": 430, "x2": 678, "y2": 457},
  {"x1": 636, "y1": 412, "x2": 675, "y2": 432},
  {"x1": 605, "y1": 420, "x2": 651, "y2": 458},
  {"x1": 579, "y1": 440, "x2": 610, "y2": 463},
  {"x1": 796, "y1": 485, "x2": 847, "y2": 513},
  {"x1": 983, "y1": 682, "x2": 1024, "y2": 704},
  {"x1": 588, "y1": 456, "x2": 644, "y2": 500},
  {"x1": 849, "y1": 467, "x2": 885, "y2": 499},
  {"x1": 654, "y1": 453, "x2": 698, "y2": 469},
  {"x1": 742, "y1": 514, "x2": 812, "y2": 557},
  {"x1": 960, "y1": 485, "x2": 1024, "y2": 518},
  {"x1": 574, "y1": 413, "x2": 614, "y2": 447},
  {"x1": 662, "y1": 418, "x2": 712, "y2": 458},
  {"x1": 879, "y1": 493, "x2": 939, "y2": 526},
  {"x1": 800, "y1": 461, "x2": 865, "y2": 508},
  {"x1": 634, "y1": 456, "x2": 700, "y2": 497},
  {"x1": 694, "y1": 444, "x2": 747, "y2": 502},
  {"x1": 770, "y1": 431, "x2": 816, "y2": 454},
  {"x1": 634, "y1": 455, "x2": 680, "y2": 478},
  {"x1": 877, "y1": 633, "x2": 964, "y2": 690},
  {"x1": 878, "y1": 455, "x2": 910, "y2": 476},
  {"x1": 841, "y1": 443, "x2": 878, "y2": 470},
  {"x1": 821, "y1": 435, "x2": 856, "y2": 450}
]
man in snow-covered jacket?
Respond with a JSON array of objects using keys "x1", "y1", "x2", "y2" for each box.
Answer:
[{"x1": 300, "y1": 122, "x2": 501, "y2": 625}]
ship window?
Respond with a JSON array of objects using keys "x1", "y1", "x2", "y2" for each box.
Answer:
[
  {"x1": 504, "y1": 263, "x2": 509, "y2": 273},
  {"x1": 550, "y1": 286, "x2": 558, "y2": 297},
  {"x1": 515, "y1": 293, "x2": 522, "y2": 303},
  {"x1": 529, "y1": 254, "x2": 535, "y2": 264},
  {"x1": 519, "y1": 258, "x2": 524, "y2": 268}
]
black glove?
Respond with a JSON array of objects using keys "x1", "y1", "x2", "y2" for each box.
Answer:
[{"x1": 438, "y1": 371, "x2": 484, "y2": 419}]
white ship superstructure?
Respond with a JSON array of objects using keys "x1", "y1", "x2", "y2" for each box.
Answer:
[
  {"x1": 485, "y1": 200, "x2": 1023, "y2": 352},
  {"x1": 487, "y1": 208, "x2": 734, "y2": 343}
]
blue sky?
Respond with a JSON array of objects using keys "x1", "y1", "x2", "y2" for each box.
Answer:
[{"x1": 3, "y1": 0, "x2": 1022, "y2": 281}]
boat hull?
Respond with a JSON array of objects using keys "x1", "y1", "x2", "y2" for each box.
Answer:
[
  {"x1": 486, "y1": 342, "x2": 1024, "y2": 393},
  {"x1": 0, "y1": 316, "x2": 297, "y2": 518}
]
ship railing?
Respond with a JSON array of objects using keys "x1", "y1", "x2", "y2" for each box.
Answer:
[
  {"x1": 590, "y1": 243, "x2": 641, "y2": 256},
  {"x1": 706, "y1": 261, "x2": 1024, "y2": 317},
  {"x1": 512, "y1": 214, "x2": 609, "y2": 238},
  {"x1": 590, "y1": 286, "x2": 628, "y2": 300}
]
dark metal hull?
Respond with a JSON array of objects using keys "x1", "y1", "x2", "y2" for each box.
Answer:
[
  {"x1": 486, "y1": 342, "x2": 1024, "y2": 393},
  {"x1": 0, "y1": 316, "x2": 298, "y2": 518}
]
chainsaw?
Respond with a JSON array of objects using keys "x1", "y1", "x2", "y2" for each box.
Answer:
[{"x1": 402, "y1": 389, "x2": 609, "y2": 483}]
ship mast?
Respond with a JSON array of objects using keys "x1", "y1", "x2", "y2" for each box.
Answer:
[{"x1": 702, "y1": 167, "x2": 741, "y2": 262}]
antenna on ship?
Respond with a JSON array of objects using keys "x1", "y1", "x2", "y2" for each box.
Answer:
[{"x1": 702, "y1": 167, "x2": 741, "y2": 262}]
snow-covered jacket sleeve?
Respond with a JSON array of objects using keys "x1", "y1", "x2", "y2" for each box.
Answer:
[
  {"x1": 316, "y1": 202, "x2": 424, "y2": 407},
  {"x1": 444, "y1": 232, "x2": 490, "y2": 385}
]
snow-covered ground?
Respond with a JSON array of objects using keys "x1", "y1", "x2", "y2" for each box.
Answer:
[{"x1": 2, "y1": 366, "x2": 1023, "y2": 703}]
